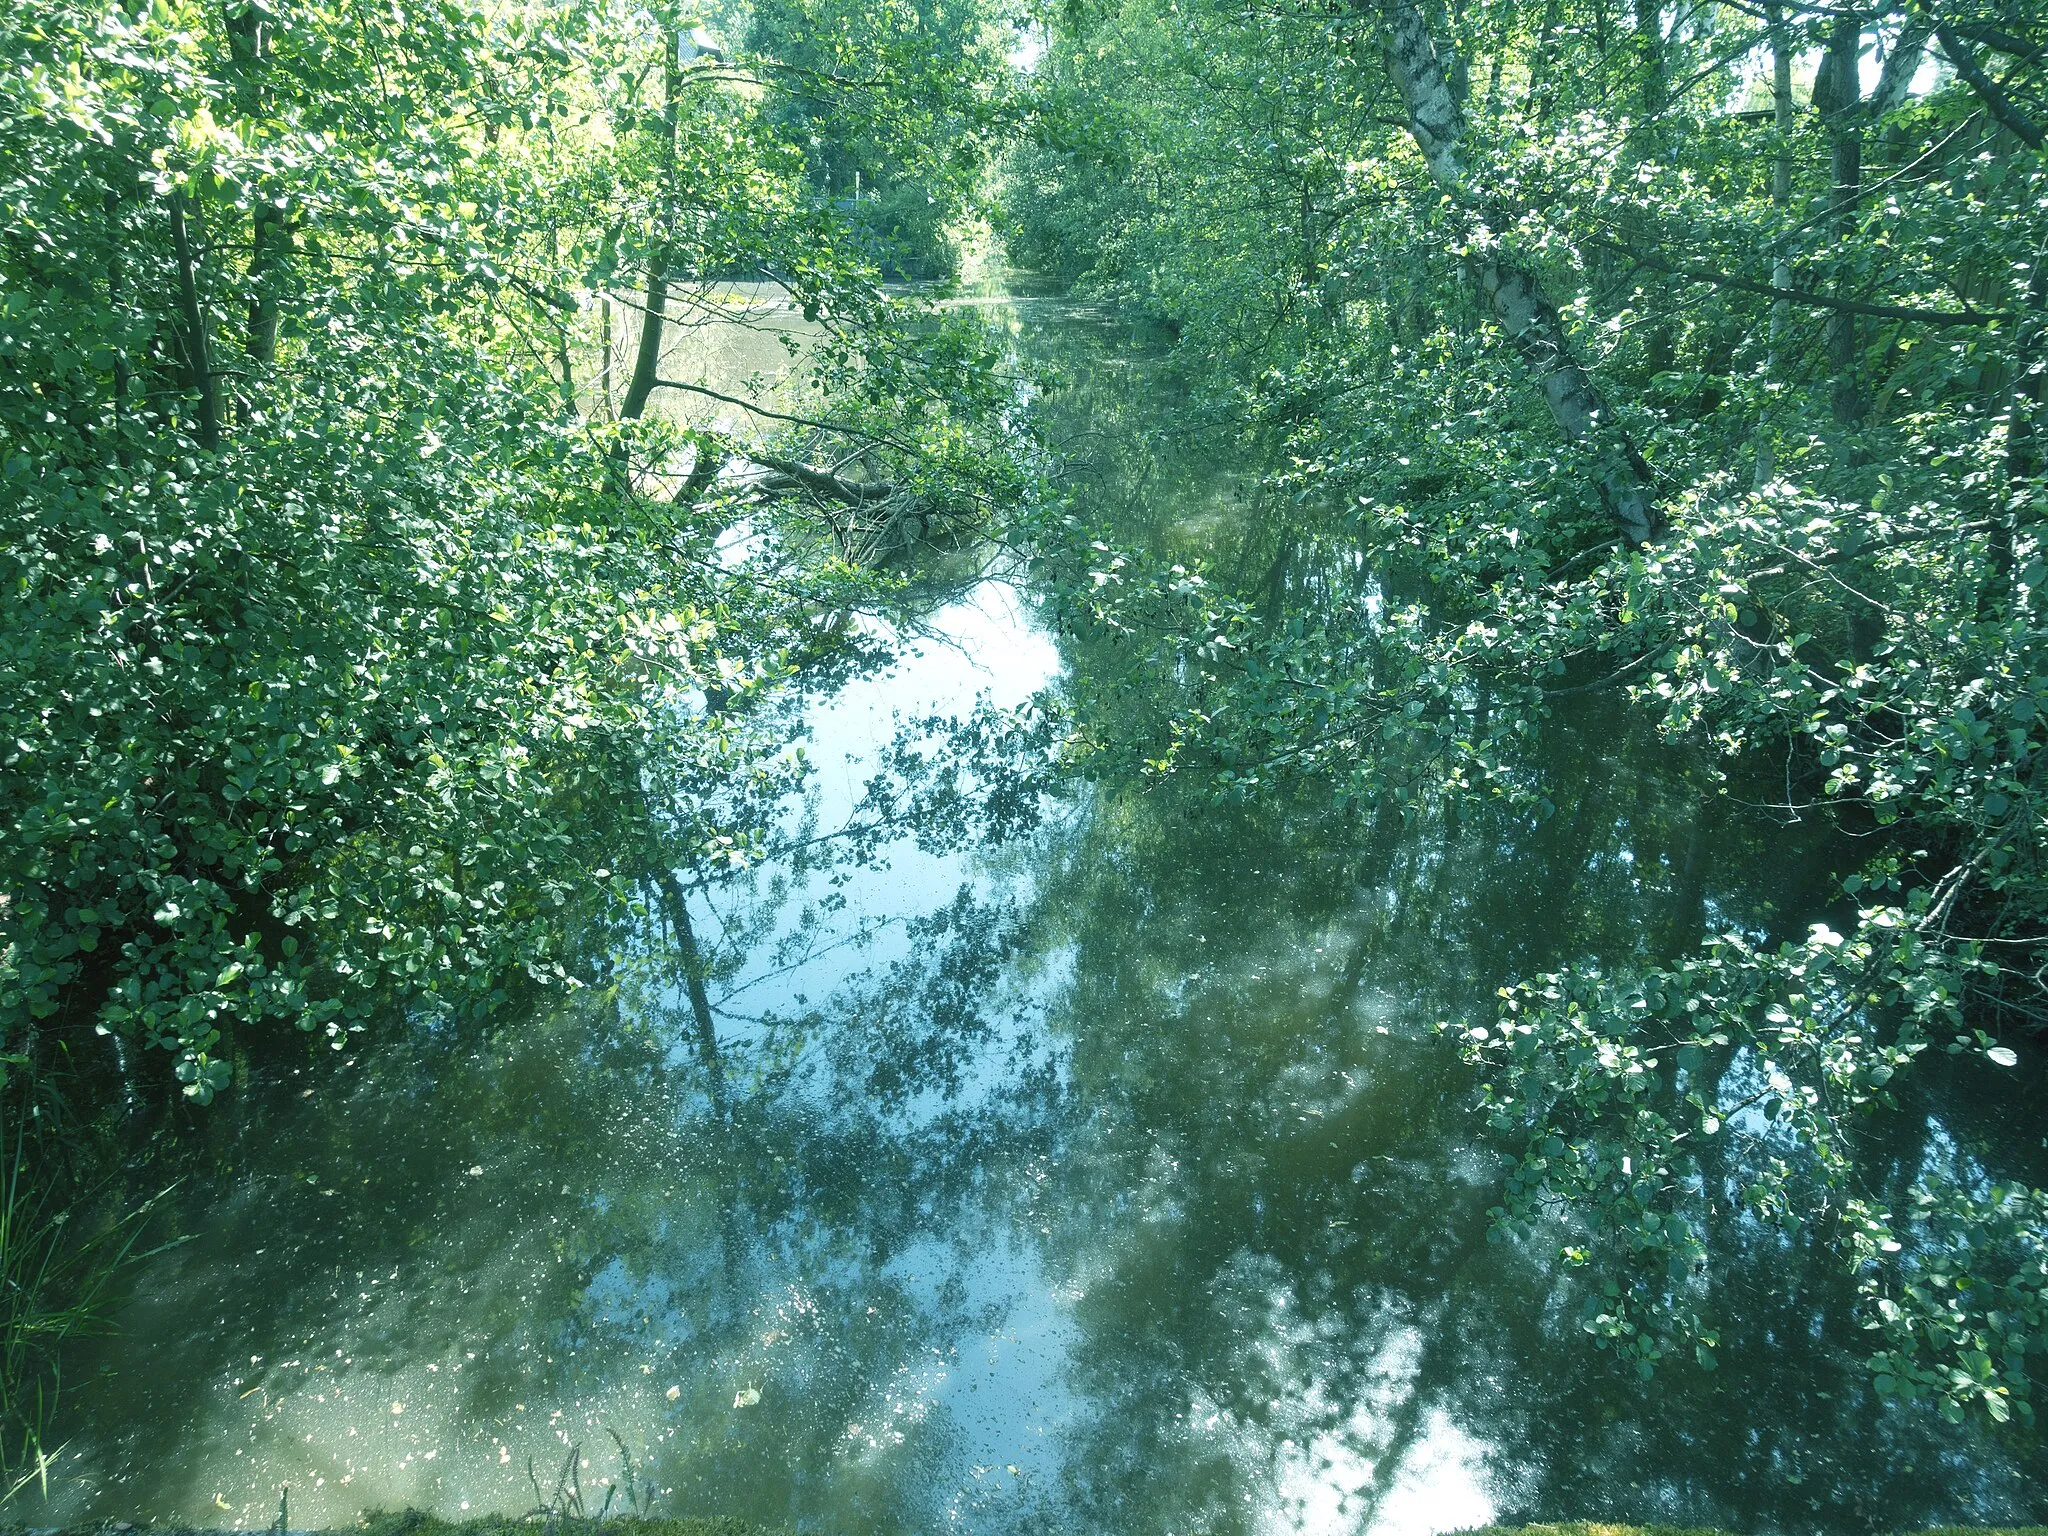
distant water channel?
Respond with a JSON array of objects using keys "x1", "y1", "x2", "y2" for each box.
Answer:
[{"x1": 56, "y1": 294, "x2": 2047, "y2": 1534}]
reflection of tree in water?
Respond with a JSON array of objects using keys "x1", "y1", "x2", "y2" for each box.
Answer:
[
  {"x1": 537, "y1": 724, "x2": 1062, "y2": 1529},
  {"x1": 991, "y1": 300, "x2": 2044, "y2": 1531},
  {"x1": 571, "y1": 301, "x2": 2048, "y2": 1532},
  {"x1": 442, "y1": 678, "x2": 2035, "y2": 1535},
  {"x1": 54, "y1": 630, "x2": 1061, "y2": 1532},
  {"x1": 63, "y1": 902, "x2": 1046, "y2": 1530},
  {"x1": 571, "y1": 882, "x2": 1070, "y2": 1533},
  {"x1": 1003, "y1": 740, "x2": 2042, "y2": 1534},
  {"x1": 58, "y1": 299, "x2": 2047, "y2": 1532}
]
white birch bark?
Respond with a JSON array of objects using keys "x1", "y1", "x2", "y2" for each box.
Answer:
[
  {"x1": 1379, "y1": 0, "x2": 1660, "y2": 544},
  {"x1": 1868, "y1": 15, "x2": 1933, "y2": 120}
]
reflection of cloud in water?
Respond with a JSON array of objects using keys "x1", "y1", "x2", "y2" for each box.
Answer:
[
  {"x1": 878, "y1": 1233, "x2": 1081, "y2": 1527},
  {"x1": 1227, "y1": 1286, "x2": 1504, "y2": 1536}
]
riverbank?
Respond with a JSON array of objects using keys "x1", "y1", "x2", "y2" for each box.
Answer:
[{"x1": 21, "y1": 1519, "x2": 2048, "y2": 1536}]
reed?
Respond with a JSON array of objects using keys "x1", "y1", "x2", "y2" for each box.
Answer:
[{"x1": 0, "y1": 1067, "x2": 169, "y2": 1503}]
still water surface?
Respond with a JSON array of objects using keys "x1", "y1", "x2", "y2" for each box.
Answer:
[{"x1": 58, "y1": 295, "x2": 2047, "y2": 1534}]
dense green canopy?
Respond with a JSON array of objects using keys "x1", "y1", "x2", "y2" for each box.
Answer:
[{"x1": 2, "y1": 0, "x2": 1023, "y2": 1091}]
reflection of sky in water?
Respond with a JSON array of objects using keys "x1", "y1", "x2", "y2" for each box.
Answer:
[
  {"x1": 50, "y1": 299, "x2": 2047, "y2": 1536},
  {"x1": 700, "y1": 577, "x2": 1063, "y2": 1035},
  {"x1": 56, "y1": 573, "x2": 1092, "y2": 1533}
]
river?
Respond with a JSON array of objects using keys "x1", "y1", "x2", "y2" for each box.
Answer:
[{"x1": 51, "y1": 292, "x2": 2047, "y2": 1534}]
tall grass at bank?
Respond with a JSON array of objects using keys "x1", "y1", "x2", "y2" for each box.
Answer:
[{"x1": 0, "y1": 1066, "x2": 165, "y2": 1503}]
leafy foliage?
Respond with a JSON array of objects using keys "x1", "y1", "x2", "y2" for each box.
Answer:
[
  {"x1": 0, "y1": 0, "x2": 1023, "y2": 1106},
  {"x1": 1008, "y1": 0, "x2": 2048, "y2": 1425},
  {"x1": 0, "y1": 0, "x2": 1036, "y2": 1483}
]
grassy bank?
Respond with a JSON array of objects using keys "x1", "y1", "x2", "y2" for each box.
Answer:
[
  {"x1": 1458, "y1": 1528, "x2": 2048, "y2": 1536},
  {"x1": 24, "y1": 1518, "x2": 2048, "y2": 1536}
]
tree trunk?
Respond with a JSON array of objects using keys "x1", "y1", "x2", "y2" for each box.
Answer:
[
  {"x1": 1757, "y1": 2, "x2": 1796, "y2": 485},
  {"x1": 655, "y1": 870, "x2": 728, "y2": 1119},
  {"x1": 619, "y1": 28, "x2": 682, "y2": 427},
  {"x1": 1633, "y1": 0, "x2": 1668, "y2": 116},
  {"x1": 550, "y1": 230, "x2": 575, "y2": 418},
  {"x1": 167, "y1": 188, "x2": 219, "y2": 450},
  {"x1": 2008, "y1": 260, "x2": 2048, "y2": 491},
  {"x1": 1377, "y1": 0, "x2": 1661, "y2": 543},
  {"x1": 1769, "y1": 3, "x2": 1794, "y2": 344},
  {"x1": 1529, "y1": 0, "x2": 1565, "y2": 126},
  {"x1": 1868, "y1": 13, "x2": 1932, "y2": 120},
  {"x1": 1984, "y1": 256, "x2": 2048, "y2": 615},
  {"x1": 1818, "y1": 14, "x2": 1866, "y2": 430},
  {"x1": 225, "y1": 1, "x2": 281, "y2": 369},
  {"x1": 245, "y1": 209, "x2": 282, "y2": 369},
  {"x1": 556, "y1": 322, "x2": 576, "y2": 419},
  {"x1": 676, "y1": 434, "x2": 724, "y2": 504},
  {"x1": 1629, "y1": 0, "x2": 1674, "y2": 379}
]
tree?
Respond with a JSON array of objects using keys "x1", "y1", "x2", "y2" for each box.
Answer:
[
  {"x1": 1007, "y1": 0, "x2": 2048, "y2": 1426},
  {"x1": 0, "y1": 0, "x2": 1026, "y2": 1470}
]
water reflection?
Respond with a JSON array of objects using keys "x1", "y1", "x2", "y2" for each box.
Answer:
[{"x1": 57, "y1": 296, "x2": 2046, "y2": 1533}]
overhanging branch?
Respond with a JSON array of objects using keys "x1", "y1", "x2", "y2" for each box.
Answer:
[
  {"x1": 1928, "y1": 12, "x2": 2047, "y2": 148},
  {"x1": 1593, "y1": 239, "x2": 2017, "y2": 325},
  {"x1": 650, "y1": 377, "x2": 921, "y2": 454}
]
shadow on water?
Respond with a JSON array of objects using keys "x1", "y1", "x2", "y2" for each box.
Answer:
[{"x1": 51, "y1": 294, "x2": 2047, "y2": 1534}]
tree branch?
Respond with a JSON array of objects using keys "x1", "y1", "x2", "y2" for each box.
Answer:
[
  {"x1": 1927, "y1": 11, "x2": 2047, "y2": 147},
  {"x1": 650, "y1": 377, "x2": 921, "y2": 454},
  {"x1": 740, "y1": 448, "x2": 894, "y2": 505},
  {"x1": 1946, "y1": 20, "x2": 2046, "y2": 64},
  {"x1": 1592, "y1": 238, "x2": 2017, "y2": 325}
]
